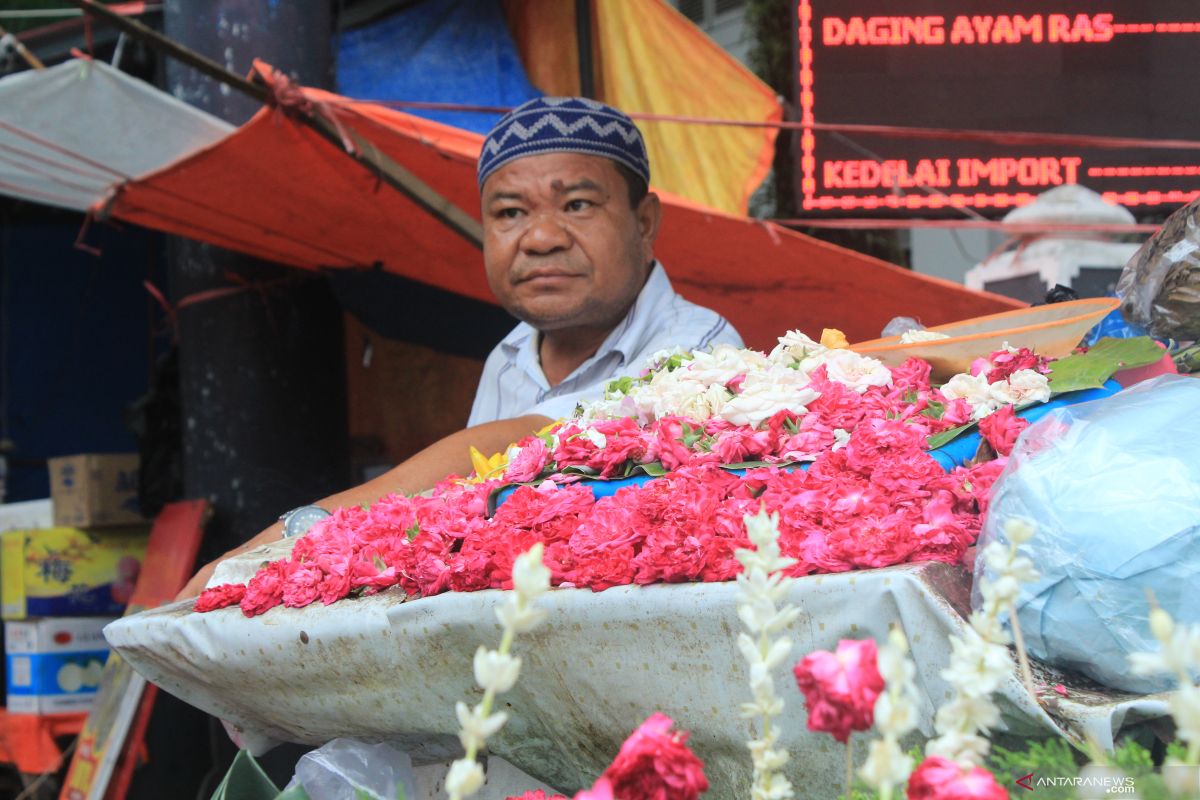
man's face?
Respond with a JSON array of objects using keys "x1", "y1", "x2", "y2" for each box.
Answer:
[{"x1": 481, "y1": 152, "x2": 661, "y2": 333}]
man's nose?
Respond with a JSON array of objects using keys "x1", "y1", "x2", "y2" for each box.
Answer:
[{"x1": 520, "y1": 212, "x2": 572, "y2": 254}]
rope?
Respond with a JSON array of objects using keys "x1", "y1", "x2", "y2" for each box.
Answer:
[{"x1": 319, "y1": 97, "x2": 1200, "y2": 152}]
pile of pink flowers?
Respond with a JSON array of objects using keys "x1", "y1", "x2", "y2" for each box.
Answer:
[
  {"x1": 196, "y1": 345, "x2": 1047, "y2": 618},
  {"x1": 507, "y1": 357, "x2": 981, "y2": 484},
  {"x1": 196, "y1": 408, "x2": 1019, "y2": 617}
]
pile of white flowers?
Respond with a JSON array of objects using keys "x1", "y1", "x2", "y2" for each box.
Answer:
[
  {"x1": 584, "y1": 331, "x2": 892, "y2": 428},
  {"x1": 940, "y1": 367, "x2": 1051, "y2": 421},
  {"x1": 583, "y1": 331, "x2": 1052, "y2": 430}
]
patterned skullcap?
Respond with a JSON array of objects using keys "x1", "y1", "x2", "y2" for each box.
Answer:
[{"x1": 477, "y1": 96, "x2": 650, "y2": 191}]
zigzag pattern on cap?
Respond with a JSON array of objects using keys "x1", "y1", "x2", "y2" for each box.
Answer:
[
  {"x1": 483, "y1": 114, "x2": 644, "y2": 157},
  {"x1": 478, "y1": 97, "x2": 650, "y2": 190}
]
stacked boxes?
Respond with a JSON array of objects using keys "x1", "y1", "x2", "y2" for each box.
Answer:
[
  {"x1": 5, "y1": 618, "x2": 111, "y2": 714},
  {"x1": 1, "y1": 454, "x2": 147, "y2": 715},
  {"x1": 48, "y1": 454, "x2": 144, "y2": 528},
  {"x1": 1, "y1": 526, "x2": 148, "y2": 619}
]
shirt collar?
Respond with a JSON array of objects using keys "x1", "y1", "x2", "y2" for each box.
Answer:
[{"x1": 498, "y1": 260, "x2": 673, "y2": 380}]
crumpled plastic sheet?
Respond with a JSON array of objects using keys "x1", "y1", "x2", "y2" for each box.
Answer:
[
  {"x1": 1118, "y1": 196, "x2": 1200, "y2": 340},
  {"x1": 106, "y1": 558, "x2": 1169, "y2": 798},
  {"x1": 976, "y1": 375, "x2": 1200, "y2": 694},
  {"x1": 285, "y1": 739, "x2": 417, "y2": 800}
]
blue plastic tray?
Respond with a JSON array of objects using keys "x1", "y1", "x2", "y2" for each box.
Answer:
[{"x1": 492, "y1": 380, "x2": 1121, "y2": 511}]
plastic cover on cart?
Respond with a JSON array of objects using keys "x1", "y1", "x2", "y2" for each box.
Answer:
[
  {"x1": 1118, "y1": 197, "x2": 1200, "y2": 340},
  {"x1": 975, "y1": 375, "x2": 1200, "y2": 693}
]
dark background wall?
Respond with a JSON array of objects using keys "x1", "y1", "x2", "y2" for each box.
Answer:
[{"x1": 0, "y1": 202, "x2": 163, "y2": 503}]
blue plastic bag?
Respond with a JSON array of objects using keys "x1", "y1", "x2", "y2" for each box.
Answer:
[{"x1": 974, "y1": 375, "x2": 1200, "y2": 693}]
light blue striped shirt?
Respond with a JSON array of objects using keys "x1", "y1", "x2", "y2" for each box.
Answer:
[{"x1": 468, "y1": 262, "x2": 742, "y2": 425}]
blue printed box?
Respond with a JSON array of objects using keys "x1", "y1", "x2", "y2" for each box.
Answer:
[{"x1": 5, "y1": 617, "x2": 113, "y2": 714}]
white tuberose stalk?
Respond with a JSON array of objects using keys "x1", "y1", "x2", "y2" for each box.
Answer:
[
  {"x1": 927, "y1": 518, "x2": 1040, "y2": 768},
  {"x1": 860, "y1": 627, "x2": 919, "y2": 800},
  {"x1": 735, "y1": 508, "x2": 801, "y2": 800},
  {"x1": 1130, "y1": 605, "x2": 1200, "y2": 767},
  {"x1": 446, "y1": 543, "x2": 551, "y2": 800}
]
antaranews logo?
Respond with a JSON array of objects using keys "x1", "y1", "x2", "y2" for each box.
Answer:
[{"x1": 1014, "y1": 771, "x2": 1138, "y2": 794}]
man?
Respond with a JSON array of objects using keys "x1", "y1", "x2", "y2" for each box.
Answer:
[{"x1": 177, "y1": 97, "x2": 741, "y2": 598}]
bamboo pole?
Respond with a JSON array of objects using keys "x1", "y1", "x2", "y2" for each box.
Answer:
[{"x1": 0, "y1": 23, "x2": 47, "y2": 70}]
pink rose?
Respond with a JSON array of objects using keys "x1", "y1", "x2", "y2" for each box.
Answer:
[
  {"x1": 504, "y1": 439, "x2": 551, "y2": 483},
  {"x1": 891, "y1": 357, "x2": 933, "y2": 392},
  {"x1": 977, "y1": 405, "x2": 1028, "y2": 457},
  {"x1": 239, "y1": 560, "x2": 289, "y2": 617},
  {"x1": 655, "y1": 417, "x2": 698, "y2": 471},
  {"x1": 907, "y1": 756, "x2": 1009, "y2": 800},
  {"x1": 194, "y1": 583, "x2": 246, "y2": 612},
  {"x1": 793, "y1": 639, "x2": 884, "y2": 743},
  {"x1": 973, "y1": 347, "x2": 1049, "y2": 384},
  {"x1": 601, "y1": 713, "x2": 708, "y2": 800},
  {"x1": 282, "y1": 563, "x2": 324, "y2": 608}
]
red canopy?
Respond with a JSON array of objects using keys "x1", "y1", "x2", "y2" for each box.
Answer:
[{"x1": 100, "y1": 75, "x2": 1020, "y2": 350}]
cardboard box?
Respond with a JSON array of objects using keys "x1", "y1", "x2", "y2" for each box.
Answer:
[
  {"x1": 0, "y1": 499, "x2": 52, "y2": 532},
  {"x1": 5, "y1": 617, "x2": 114, "y2": 714},
  {"x1": 1, "y1": 527, "x2": 149, "y2": 620},
  {"x1": 49, "y1": 454, "x2": 144, "y2": 528}
]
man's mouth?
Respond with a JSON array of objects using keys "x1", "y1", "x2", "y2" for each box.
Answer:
[{"x1": 515, "y1": 269, "x2": 584, "y2": 284}]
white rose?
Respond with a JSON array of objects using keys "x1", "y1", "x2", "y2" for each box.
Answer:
[
  {"x1": 940, "y1": 373, "x2": 998, "y2": 420},
  {"x1": 988, "y1": 368, "x2": 1051, "y2": 407},
  {"x1": 645, "y1": 375, "x2": 710, "y2": 420},
  {"x1": 898, "y1": 329, "x2": 951, "y2": 344},
  {"x1": 817, "y1": 348, "x2": 893, "y2": 393},
  {"x1": 685, "y1": 344, "x2": 769, "y2": 386},
  {"x1": 677, "y1": 383, "x2": 733, "y2": 421},
  {"x1": 769, "y1": 329, "x2": 827, "y2": 365},
  {"x1": 719, "y1": 367, "x2": 820, "y2": 428}
]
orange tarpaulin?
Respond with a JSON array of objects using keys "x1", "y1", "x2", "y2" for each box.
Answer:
[{"x1": 100, "y1": 75, "x2": 1019, "y2": 350}]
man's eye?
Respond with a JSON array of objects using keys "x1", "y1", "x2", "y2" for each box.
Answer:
[
  {"x1": 565, "y1": 199, "x2": 593, "y2": 212},
  {"x1": 496, "y1": 207, "x2": 524, "y2": 219}
]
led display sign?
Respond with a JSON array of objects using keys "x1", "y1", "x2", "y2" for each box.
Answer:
[{"x1": 795, "y1": 1, "x2": 1200, "y2": 215}]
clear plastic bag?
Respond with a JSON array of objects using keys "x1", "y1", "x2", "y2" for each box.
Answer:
[
  {"x1": 974, "y1": 375, "x2": 1200, "y2": 694},
  {"x1": 285, "y1": 739, "x2": 417, "y2": 800},
  {"x1": 880, "y1": 316, "x2": 925, "y2": 338},
  {"x1": 1117, "y1": 197, "x2": 1200, "y2": 340}
]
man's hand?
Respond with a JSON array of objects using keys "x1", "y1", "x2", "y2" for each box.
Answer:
[
  {"x1": 175, "y1": 558, "x2": 219, "y2": 601},
  {"x1": 174, "y1": 521, "x2": 284, "y2": 601},
  {"x1": 172, "y1": 415, "x2": 554, "y2": 602}
]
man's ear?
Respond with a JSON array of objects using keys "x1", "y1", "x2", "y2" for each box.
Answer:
[{"x1": 637, "y1": 192, "x2": 663, "y2": 262}]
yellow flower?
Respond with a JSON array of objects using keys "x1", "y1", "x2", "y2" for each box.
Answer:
[
  {"x1": 464, "y1": 421, "x2": 563, "y2": 484},
  {"x1": 820, "y1": 328, "x2": 850, "y2": 349},
  {"x1": 466, "y1": 446, "x2": 507, "y2": 483}
]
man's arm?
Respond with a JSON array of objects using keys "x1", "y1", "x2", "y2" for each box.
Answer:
[{"x1": 175, "y1": 414, "x2": 553, "y2": 600}]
